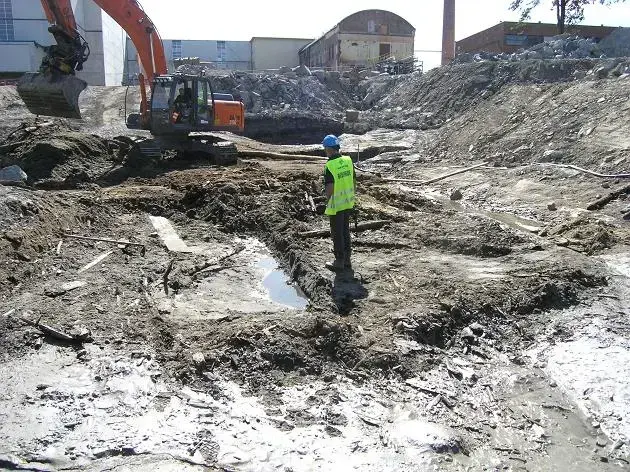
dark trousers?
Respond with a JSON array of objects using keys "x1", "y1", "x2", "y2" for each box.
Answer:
[{"x1": 329, "y1": 209, "x2": 351, "y2": 264}]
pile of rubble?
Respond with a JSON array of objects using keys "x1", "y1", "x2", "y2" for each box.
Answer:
[
  {"x1": 209, "y1": 65, "x2": 391, "y2": 118},
  {"x1": 455, "y1": 28, "x2": 630, "y2": 64}
]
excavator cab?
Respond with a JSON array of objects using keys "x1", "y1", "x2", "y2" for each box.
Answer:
[{"x1": 149, "y1": 74, "x2": 244, "y2": 136}]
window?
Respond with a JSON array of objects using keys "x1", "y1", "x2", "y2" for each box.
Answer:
[
  {"x1": 368, "y1": 20, "x2": 376, "y2": 33},
  {"x1": 217, "y1": 41, "x2": 226, "y2": 62},
  {"x1": 0, "y1": 0, "x2": 14, "y2": 42},
  {"x1": 172, "y1": 40, "x2": 182, "y2": 60},
  {"x1": 151, "y1": 79, "x2": 172, "y2": 110},
  {"x1": 505, "y1": 34, "x2": 526, "y2": 46},
  {"x1": 505, "y1": 34, "x2": 543, "y2": 48}
]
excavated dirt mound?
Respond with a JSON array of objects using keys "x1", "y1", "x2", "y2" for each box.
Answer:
[
  {"x1": 360, "y1": 58, "x2": 610, "y2": 131},
  {"x1": 422, "y1": 67, "x2": 630, "y2": 171},
  {"x1": 0, "y1": 127, "x2": 137, "y2": 187}
]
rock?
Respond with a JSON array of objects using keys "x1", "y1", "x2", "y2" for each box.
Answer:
[
  {"x1": 611, "y1": 439, "x2": 624, "y2": 451},
  {"x1": 461, "y1": 326, "x2": 475, "y2": 340},
  {"x1": 541, "y1": 149, "x2": 564, "y2": 162},
  {"x1": 325, "y1": 425, "x2": 342, "y2": 437},
  {"x1": 70, "y1": 325, "x2": 93, "y2": 342},
  {"x1": 278, "y1": 66, "x2": 291, "y2": 74},
  {"x1": 450, "y1": 189, "x2": 463, "y2": 201},
  {"x1": 325, "y1": 70, "x2": 341, "y2": 81},
  {"x1": 292, "y1": 64, "x2": 311, "y2": 77},
  {"x1": 345, "y1": 110, "x2": 359, "y2": 122},
  {"x1": 312, "y1": 69, "x2": 326, "y2": 82},
  {"x1": 468, "y1": 322, "x2": 484, "y2": 335},
  {"x1": 547, "y1": 202, "x2": 557, "y2": 211},
  {"x1": 0, "y1": 165, "x2": 27, "y2": 183},
  {"x1": 192, "y1": 352, "x2": 206, "y2": 368}
]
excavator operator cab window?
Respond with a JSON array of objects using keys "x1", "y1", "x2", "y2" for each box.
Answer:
[
  {"x1": 196, "y1": 80, "x2": 211, "y2": 125},
  {"x1": 151, "y1": 80, "x2": 170, "y2": 110},
  {"x1": 172, "y1": 80, "x2": 193, "y2": 124}
]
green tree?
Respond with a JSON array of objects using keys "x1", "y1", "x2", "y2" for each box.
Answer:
[{"x1": 510, "y1": 0, "x2": 626, "y2": 34}]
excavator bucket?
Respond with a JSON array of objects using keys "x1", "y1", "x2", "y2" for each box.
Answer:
[{"x1": 17, "y1": 72, "x2": 87, "y2": 119}]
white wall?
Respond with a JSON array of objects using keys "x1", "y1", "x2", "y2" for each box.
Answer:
[
  {"x1": 125, "y1": 38, "x2": 251, "y2": 81},
  {"x1": 251, "y1": 38, "x2": 313, "y2": 70},
  {"x1": 0, "y1": 42, "x2": 43, "y2": 72},
  {"x1": 99, "y1": 9, "x2": 125, "y2": 85},
  {"x1": 11, "y1": 0, "x2": 47, "y2": 43},
  {"x1": 0, "y1": 0, "x2": 125, "y2": 85}
]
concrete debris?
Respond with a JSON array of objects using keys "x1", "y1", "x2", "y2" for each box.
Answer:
[
  {"x1": 541, "y1": 150, "x2": 564, "y2": 162},
  {"x1": 0, "y1": 165, "x2": 27, "y2": 183},
  {"x1": 192, "y1": 352, "x2": 206, "y2": 368},
  {"x1": 292, "y1": 64, "x2": 312, "y2": 77},
  {"x1": 547, "y1": 202, "x2": 558, "y2": 211},
  {"x1": 598, "y1": 27, "x2": 630, "y2": 59},
  {"x1": 455, "y1": 34, "x2": 612, "y2": 64}
]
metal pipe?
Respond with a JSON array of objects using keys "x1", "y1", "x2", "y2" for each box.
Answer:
[{"x1": 441, "y1": 0, "x2": 456, "y2": 65}]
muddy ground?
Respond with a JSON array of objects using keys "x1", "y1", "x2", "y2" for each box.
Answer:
[{"x1": 1, "y1": 60, "x2": 630, "y2": 471}]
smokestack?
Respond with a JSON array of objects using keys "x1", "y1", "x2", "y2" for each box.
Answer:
[{"x1": 442, "y1": 0, "x2": 455, "y2": 65}]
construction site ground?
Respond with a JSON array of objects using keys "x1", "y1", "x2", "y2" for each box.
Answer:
[{"x1": 1, "y1": 61, "x2": 630, "y2": 472}]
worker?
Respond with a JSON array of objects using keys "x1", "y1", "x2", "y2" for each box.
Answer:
[
  {"x1": 172, "y1": 87, "x2": 192, "y2": 123},
  {"x1": 322, "y1": 134, "x2": 356, "y2": 272}
]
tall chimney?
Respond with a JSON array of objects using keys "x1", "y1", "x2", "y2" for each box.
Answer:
[{"x1": 441, "y1": 0, "x2": 455, "y2": 65}]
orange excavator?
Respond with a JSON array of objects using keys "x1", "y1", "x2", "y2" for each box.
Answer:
[{"x1": 17, "y1": 0, "x2": 244, "y2": 164}]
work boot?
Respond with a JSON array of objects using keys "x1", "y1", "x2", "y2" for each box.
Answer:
[{"x1": 325, "y1": 259, "x2": 345, "y2": 272}]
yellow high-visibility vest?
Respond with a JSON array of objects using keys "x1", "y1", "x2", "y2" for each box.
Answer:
[{"x1": 325, "y1": 156, "x2": 355, "y2": 216}]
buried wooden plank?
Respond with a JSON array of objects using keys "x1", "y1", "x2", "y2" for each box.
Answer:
[
  {"x1": 78, "y1": 250, "x2": 113, "y2": 274},
  {"x1": 64, "y1": 234, "x2": 145, "y2": 248},
  {"x1": 299, "y1": 220, "x2": 390, "y2": 238},
  {"x1": 385, "y1": 162, "x2": 489, "y2": 185}
]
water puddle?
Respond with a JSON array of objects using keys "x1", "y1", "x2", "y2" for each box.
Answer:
[
  {"x1": 155, "y1": 236, "x2": 308, "y2": 319},
  {"x1": 256, "y1": 256, "x2": 308, "y2": 309}
]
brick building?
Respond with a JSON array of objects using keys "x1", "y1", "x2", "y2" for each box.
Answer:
[
  {"x1": 456, "y1": 22, "x2": 615, "y2": 55},
  {"x1": 299, "y1": 10, "x2": 415, "y2": 70}
]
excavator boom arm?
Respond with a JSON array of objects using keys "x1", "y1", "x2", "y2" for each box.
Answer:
[
  {"x1": 18, "y1": 0, "x2": 166, "y2": 122},
  {"x1": 40, "y1": 0, "x2": 77, "y2": 33},
  {"x1": 92, "y1": 0, "x2": 167, "y2": 79}
]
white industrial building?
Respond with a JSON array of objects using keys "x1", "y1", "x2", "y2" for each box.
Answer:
[
  {"x1": 124, "y1": 38, "x2": 252, "y2": 81},
  {"x1": 124, "y1": 37, "x2": 313, "y2": 83},
  {"x1": 0, "y1": 0, "x2": 126, "y2": 85}
]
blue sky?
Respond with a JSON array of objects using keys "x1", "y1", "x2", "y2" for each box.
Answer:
[{"x1": 138, "y1": 0, "x2": 630, "y2": 69}]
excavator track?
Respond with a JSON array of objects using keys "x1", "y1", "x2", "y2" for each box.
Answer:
[
  {"x1": 131, "y1": 136, "x2": 238, "y2": 166},
  {"x1": 136, "y1": 139, "x2": 162, "y2": 159},
  {"x1": 210, "y1": 141, "x2": 238, "y2": 166}
]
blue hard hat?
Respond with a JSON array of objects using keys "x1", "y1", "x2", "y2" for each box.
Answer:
[{"x1": 322, "y1": 134, "x2": 340, "y2": 148}]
